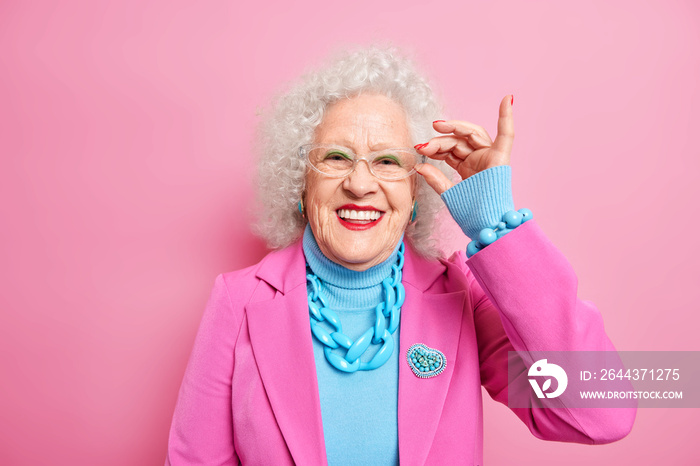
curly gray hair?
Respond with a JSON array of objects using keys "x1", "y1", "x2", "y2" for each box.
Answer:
[{"x1": 252, "y1": 45, "x2": 455, "y2": 259}]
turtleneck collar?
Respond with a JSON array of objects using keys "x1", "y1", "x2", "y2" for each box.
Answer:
[{"x1": 302, "y1": 223, "x2": 404, "y2": 289}]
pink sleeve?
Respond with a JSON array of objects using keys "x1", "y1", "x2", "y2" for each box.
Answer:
[
  {"x1": 458, "y1": 220, "x2": 636, "y2": 444},
  {"x1": 165, "y1": 274, "x2": 241, "y2": 465}
]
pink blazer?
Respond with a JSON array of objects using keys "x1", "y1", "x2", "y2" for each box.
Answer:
[{"x1": 165, "y1": 220, "x2": 635, "y2": 465}]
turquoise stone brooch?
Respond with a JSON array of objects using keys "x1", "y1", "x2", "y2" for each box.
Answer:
[{"x1": 407, "y1": 343, "x2": 446, "y2": 378}]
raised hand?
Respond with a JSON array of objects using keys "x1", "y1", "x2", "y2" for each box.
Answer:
[{"x1": 415, "y1": 95, "x2": 514, "y2": 195}]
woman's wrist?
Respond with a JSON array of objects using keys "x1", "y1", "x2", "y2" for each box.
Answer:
[
  {"x1": 440, "y1": 165, "x2": 514, "y2": 240},
  {"x1": 466, "y1": 208, "x2": 534, "y2": 257}
]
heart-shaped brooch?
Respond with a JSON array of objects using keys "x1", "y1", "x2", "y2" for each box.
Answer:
[{"x1": 406, "y1": 343, "x2": 446, "y2": 379}]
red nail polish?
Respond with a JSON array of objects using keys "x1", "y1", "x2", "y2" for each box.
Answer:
[
  {"x1": 433, "y1": 120, "x2": 445, "y2": 123},
  {"x1": 511, "y1": 95, "x2": 514, "y2": 106},
  {"x1": 414, "y1": 143, "x2": 423, "y2": 149}
]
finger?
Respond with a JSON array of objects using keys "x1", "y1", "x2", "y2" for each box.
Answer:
[
  {"x1": 426, "y1": 149, "x2": 466, "y2": 172},
  {"x1": 465, "y1": 132, "x2": 491, "y2": 150},
  {"x1": 433, "y1": 120, "x2": 492, "y2": 143},
  {"x1": 414, "y1": 163, "x2": 454, "y2": 195},
  {"x1": 492, "y1": 95, "x2": 514, "y2": 156},
  {"x1": 443, "y1": 152, "x2": 463, "y2": 172},
  {"x1": 417, "y1": 136, "x2": 474, "y2": 160}
]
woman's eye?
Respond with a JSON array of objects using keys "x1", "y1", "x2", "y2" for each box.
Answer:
[
  {"x1": 325, "y1": 152, "x2": 349, "y2": 161},
  {"x1": 376, "y1": 156, "x2": 401, "y2": 166}
]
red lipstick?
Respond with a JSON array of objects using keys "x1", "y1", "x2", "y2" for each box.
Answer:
[{"x1": 336, "y1": 204, "x2": 384, "y2": 231}]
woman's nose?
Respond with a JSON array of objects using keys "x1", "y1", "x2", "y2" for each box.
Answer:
[{"x1": 342, "y1": 160, "x2": 379, "y2": 197}]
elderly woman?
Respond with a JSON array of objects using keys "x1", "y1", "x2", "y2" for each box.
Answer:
[{"x1": 165, "y1": 47, "x2": 635, "y2": 465}]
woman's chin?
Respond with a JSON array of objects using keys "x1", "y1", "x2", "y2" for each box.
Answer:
[
  {"x1": 325, "y1": 242, "x2": 384, "y2": 270},
  {"x1": 313, "y1": 217, "x2": 401, "y2": 269}
]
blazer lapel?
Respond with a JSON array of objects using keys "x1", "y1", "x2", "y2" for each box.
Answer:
[
  {"x1": 245, "y1": 241, "x2": 327, "y2": 465},
  {"x1": 398, "y1": 245, "x2": 467, "y2": 466}
]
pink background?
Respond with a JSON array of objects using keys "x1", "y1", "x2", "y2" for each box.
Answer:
[{"x1": 2, "y1": 0, "x2": 698, "y2": 464}]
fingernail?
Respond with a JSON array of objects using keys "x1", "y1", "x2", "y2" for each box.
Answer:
[
  {"x1": 433, "y1": 120, "x2": 445, "y2": 124},
  {"x1": 414, "y1": 143, "x2": 428, "y2": 150},
  {"x1": 511, "y1": 95, "x2": 514, "y2": 106}
]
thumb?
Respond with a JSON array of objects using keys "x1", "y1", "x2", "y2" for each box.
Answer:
[
  {"x1": 492, "y1": 94, "x2": 514, "y2": 156},
  {"x1": 415, "y1": 163, "x2": 454, "y2": 195}
]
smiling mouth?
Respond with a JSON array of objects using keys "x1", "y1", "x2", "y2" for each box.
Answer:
[
  {"x1": 336, "y1": 208, "x2": 383, "y2": 223},
  {"x1": 336, "y1": 208, "x2": 384, "y2": 230}
]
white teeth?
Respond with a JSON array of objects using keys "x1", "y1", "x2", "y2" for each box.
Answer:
[{"x1": 337, "y1": 209, "x2": 382, "y2": 221}]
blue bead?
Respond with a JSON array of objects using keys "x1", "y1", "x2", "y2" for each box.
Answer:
[
  {"x1": 518, "y1": 208, "x2": 533, "y2": 222},
  {"x1": 331, "y1": 332, "x2": 353, "y2": 349},
  {"x1": 382, "y1": 278, "x2": 395, "y2": 311},
  {"x1": 345, "y1": 327, "x2": 374, "y2": 362},
  {"x1": 360, "y1": 330, "x2": 393, "y2": 371},
  {"x1": 394, "y1": 282, "x2": 406, "y2": 309},
  {"x1": 310, "y1": 323, "x2": 338, "y2": 348},
  {"x1": 496, "y1": 228, "x2": 513, "y2": 238},
  {"x1": 388, "y1": 306, "x2": 400, "y2": 334},
  {"x1": 467, "y1": 241, "x2": 481, "y2": 258},
  {"x1": 325, "y1": 348, "x2": 359, "y2": 373},
  {"x1": 502, "y1": 210, "x2": 522, "y2": 228},
  {"x1": 372, "y1": 307, "x2": 386, "y2": 344},
  {"x1": 320, "y1": 307, "x2": 342, "y2": 332},
  {"x1": 478, "y1": 229, "x2": 497, "y2": 246},
  {"x1": 497, "y1": 222, "x2": 507, "y2": 230},
  {"x1": 308, "y1": 301, "x2": 323, "y2": 321}
]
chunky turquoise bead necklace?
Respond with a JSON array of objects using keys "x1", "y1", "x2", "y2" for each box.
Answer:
[{"x1": 306, "y1": 243, "x2": 406, "y2": 373}]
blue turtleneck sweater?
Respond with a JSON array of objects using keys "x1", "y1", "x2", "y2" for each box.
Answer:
[{"x1": 302, "y1": 165, "x2": 513, "y2": 465}]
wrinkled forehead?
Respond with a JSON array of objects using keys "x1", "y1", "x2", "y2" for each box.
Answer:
[{"x1": 313, "y1": 93, "x2": 413, "y2": 151}]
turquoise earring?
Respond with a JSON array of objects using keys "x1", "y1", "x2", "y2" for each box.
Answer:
[
  {"x1": 298, "y1": 198, "x2": 305, "y2": 218},
  {"x1": 410, "y1": 200, "x2": 418, "y2": 223}
]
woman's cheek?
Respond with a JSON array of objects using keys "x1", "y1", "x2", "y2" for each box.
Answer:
[
  {"x1": 390, "y1": 187, "x2": 413, "y2": 225},
  {"x1": 308, "y1": 197, "x2": 333, "y2": 235}
]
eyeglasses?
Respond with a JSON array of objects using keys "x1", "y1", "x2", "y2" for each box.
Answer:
[{"x1": 299, "y1": 144, "x2": 425, "y2": 181}]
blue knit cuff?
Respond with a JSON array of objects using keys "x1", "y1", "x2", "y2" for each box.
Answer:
[{"x1": 440, "y1": 165, "x2": 515, "y2": 241}]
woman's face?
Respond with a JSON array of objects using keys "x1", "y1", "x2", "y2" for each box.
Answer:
[{"x1": 305, "y1": 93, "x2": 416, "y2": 272}]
